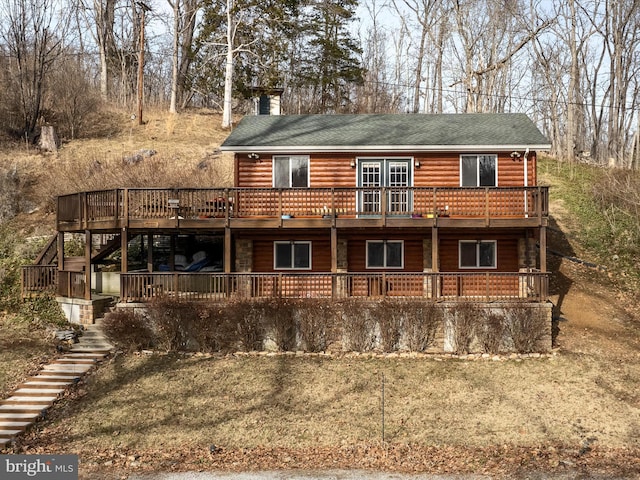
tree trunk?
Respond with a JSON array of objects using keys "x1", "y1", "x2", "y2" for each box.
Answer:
[
  {"x1": 221, "y1": 0, "x2": 234, "y2": 129},
  {"x1": 39, "y1": 125, "x2": 60, "y2": 152},
  {"x1": 169, "y1": 0, "x2": 179, "y2": 114}
]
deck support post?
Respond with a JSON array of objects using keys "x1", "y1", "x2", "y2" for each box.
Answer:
[
  {"x1": 330, "y1": 227, "x2": 337, "y2": 273},
  {"x1": 169, "y1": 235, "x2": 176, "y2": 271},
  {"x1": 57, "y1": 232, "x2": 65, "y2": 271},
  {"x1": 431, "y1": 227, "x2": 439, "y2": 272},
  {"x1": 146, "y1": 233, "x2": 153, "y2": 272},
  {"x1": 330, "y1": 227, "x2": 337, "y2": 299},
  {"x1": 539, "y1": 226, "x2": 547, "y2": 273},
  {"x1": 224, "y1": 227, "x2": 232, "y2": 273},
  {"x1": 84, "y1": 230, "x2": 92, "y2": 300},
  {"x1": 121, "y1": 228, "x2": 128, "y2": 273}
]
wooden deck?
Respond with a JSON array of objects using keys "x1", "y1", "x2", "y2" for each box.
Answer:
[{"x1": 56, "y1": 187, "x2": 549, "y2": 232}]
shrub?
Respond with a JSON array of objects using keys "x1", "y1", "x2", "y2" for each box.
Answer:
[
  {"x1": 449, "y1": 302, "x2": 477, "y2": 354},
  {"x1": 18, "y1": 295, "x2": 67, "y2": 327},
  {"x1": 192, "y1": 302, "x2": 237, "y2": 353},
  {"x1": 231, "y1": 299, "x2": 266, "y2": 352},
  {"x1": 477, "y1": 309, "x2": 505, "y2": 354},
  {"x1": 373, "y1": 299, "x2": 403, "y2": 352},
  {"x1": 102, "y1": 309, "x2": 154, "y2": 352},
  {"x1": 504, "y1": 303, "x2": 548, "y2": 353},
  {"x1": 340, "y1": 299, "x2": 375, "y2": 352},
  {"x1": 264, "y1": 298, "x2": 297, "y2": 351},
  {"x1": 146, "y1": 296, "x2": 197, "y2": 351},
  {"x1": 403, "y1": 300, "x2": 441, "y2": 352},
  {"x1": 297, "y1": 299, "x2": 335, "y2": 352}
]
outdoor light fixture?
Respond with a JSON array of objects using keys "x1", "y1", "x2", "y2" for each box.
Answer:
[
  {"x1": 350, "y1": 159, "x2": 356, "y2": 168},
  {"x1": 414, "y1": 160, "x2": 421, "y2": 168},
  {"x1": 510, "y1": 151, "x2": 522, "y2": 160},
  {"x1": 248, "y1": 153, "x2": 260, "y2": 160}
]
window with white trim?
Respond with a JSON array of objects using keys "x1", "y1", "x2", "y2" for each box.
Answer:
[
  {"x1": 273, "y1": 155, "x2": 309, "y2": 188},
  {"x1": 459, "y1": 240, "x2": 497, "y2": 269},
  {"x1": 274, "y1": 241, "x2": 311, "y2": 270},
  {"x1": 460, "y1": 154, "x2": 497, "y2": 187},
  {"x1": 366, "y1": 240, "x2": 404, "y2": 269}
]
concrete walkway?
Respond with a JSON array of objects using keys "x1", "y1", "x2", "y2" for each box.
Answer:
[{"x1": 0, "y1": 321, "x2": 114, "y2": 449}]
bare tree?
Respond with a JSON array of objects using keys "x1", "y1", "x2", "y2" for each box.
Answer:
[
  {"x1": 448, "y1": 0, "x2": 550, "y2": 114},
  {"x1": 391, "y1": 0, "x2": 447, "y2": 113},
  {"x1": 0, "y1": 0, "x2": 68, "y2": 139},
  {"x1": 355, "y1": 0, "x2": 399, "y2": 112},
  {"x1": 92, "y1": 0, "x2": 117, "y2": 101},
  {"x1": 168, "y1": 0, "x2": 199, "y2": 112}
]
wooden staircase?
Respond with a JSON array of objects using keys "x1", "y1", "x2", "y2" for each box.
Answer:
[{"x1": 32, "y1": 233, "x2": 122, "y2": 267}]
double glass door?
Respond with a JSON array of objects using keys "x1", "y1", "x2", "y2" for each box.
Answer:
[{"x1": 358, "y1": 159, "x2": 412, "y2": 215}]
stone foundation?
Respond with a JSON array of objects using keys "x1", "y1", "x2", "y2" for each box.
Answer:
[{"x1": 57, "y1": 295, "x2": 114, "y2": 325}]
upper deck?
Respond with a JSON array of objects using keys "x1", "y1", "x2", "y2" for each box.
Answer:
[{"x1": 57, "y1": 186, "x2": 549, "y2": 232}]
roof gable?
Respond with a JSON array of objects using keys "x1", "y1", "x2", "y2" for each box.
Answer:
[{"x1": 220, "y1": 113, "x2": 551, "y2": 153}]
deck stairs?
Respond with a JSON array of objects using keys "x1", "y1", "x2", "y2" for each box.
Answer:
[
  {"x1": 32, "y1": 233, "x2": 122, "y2": 266},
  {"x1": 0, "y1": 321, "x2": 115, "y2": 449}
]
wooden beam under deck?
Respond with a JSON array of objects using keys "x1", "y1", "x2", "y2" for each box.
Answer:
[{"x1": 58, "y1": 216, "x2": 547, "y2": 233}]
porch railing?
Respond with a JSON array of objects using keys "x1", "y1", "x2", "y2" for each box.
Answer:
[
  {"x1": 57, "y1": 187, "x2": 549, "y2": 227},
  {"x1": 119, "y1": 271, "x2": 548, "y2": 303},
  {"x1": 21, "y1": 267, "x2": 548, "y2": 302},
  {"x1": 21, "y1": 265, "x2": 58, "y2": 297},
  {"x1": 57, "y1": 270, "x2": 86, "y2": 298}
]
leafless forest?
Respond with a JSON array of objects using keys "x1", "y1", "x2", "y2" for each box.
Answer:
[{"x1": 1, "y1": 0, "x2": 639, "y2": 168}]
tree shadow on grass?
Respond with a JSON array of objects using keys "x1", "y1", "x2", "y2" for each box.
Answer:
[{"x1": 546, "y1": 215, "x2": 576, "y2": 347}]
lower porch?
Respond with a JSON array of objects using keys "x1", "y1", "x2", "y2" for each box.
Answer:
[{"x1": 22, "y1": 270, "x2": 546, "y2": 303}]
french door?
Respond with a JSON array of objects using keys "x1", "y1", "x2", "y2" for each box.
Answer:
[{"x1": 358, "y1": 159, "x2": 412, "y2": 215}]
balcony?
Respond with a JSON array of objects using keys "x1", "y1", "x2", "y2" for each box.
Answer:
[{"x1": 57, "y1": 186, "x2": 549, "y2": 232}]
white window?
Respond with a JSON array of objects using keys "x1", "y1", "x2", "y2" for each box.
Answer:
[
  {"x1": 274, "y1": 241, "x2": 311, "y2": 270},
  {"x1": 273, "y1": 156, "x2": 309, "y2": 188},
  {"x1": 366, "y1": 240, "x2": 404, "y2": 269},
  {"x1": 460, "y1": 154, "x2": 497, "y2": 187},
  {"x1": 459, "y1": 240, "x2": 497, "y2": 269}
]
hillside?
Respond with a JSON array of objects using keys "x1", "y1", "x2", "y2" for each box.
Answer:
[
  {"x1": 1, "y1": 111, "x2": 640, "y2": 478},
  {"x1": 0, "y1": 109, "x2": 234, "y2": 237}
]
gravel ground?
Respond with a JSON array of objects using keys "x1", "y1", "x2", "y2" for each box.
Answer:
[{"x1": 126, "y1": 470, "x2": 633, "y2": 480}]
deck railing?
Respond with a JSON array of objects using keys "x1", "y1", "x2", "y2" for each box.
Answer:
[
  {"x1": 21, "y1": 267, "x2": 548, "y2": 302},
  {"x1": 57, "y1": 270, "x2": 86, "y2": 299},
  {"x1": 119, "y1": 271, "x2": 548, "y2": 303},
  {"x1": 21, "y1": 265, "x2": 58, "y2": 297},
  {"x1": 57, "y1": 186, "x2": 548, "y2": 227}
]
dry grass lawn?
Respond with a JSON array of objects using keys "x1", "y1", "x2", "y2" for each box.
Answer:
[
  {"x1": 14, "y1": 264, "x2": 640, "y2": 477},
  {"x1": 0, "y1": 318, "x2": 56, "y2": 399}
]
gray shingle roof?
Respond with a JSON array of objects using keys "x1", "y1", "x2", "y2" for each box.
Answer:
[{"x1": 220, "y1": 113, "x2": 551, "y2": 152}]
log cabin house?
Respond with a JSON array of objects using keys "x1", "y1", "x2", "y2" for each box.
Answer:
[{"x1": 22, "y1": 113, "x2": 552, "y2": 327}]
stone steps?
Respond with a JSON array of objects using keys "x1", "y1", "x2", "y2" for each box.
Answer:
[{"x1": 0, "y1": 324, "x2": 114, "y2": 450}]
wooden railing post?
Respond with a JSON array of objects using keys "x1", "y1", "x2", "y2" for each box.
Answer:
[
  {"x1": 330, "y1": 187, "x2": 336, "y2": 227},
  {"x1": 485, "y1": 187, "x2": 490, "y2": 226},
  {"x1": 80, "y1": 192, "x2": 87, "y2": 229},
  {"x1": 381, "y1": 188, "x2": 387, "y2": 224},
  {"x1": 537, "y1": 186, "x2": 543, "y2": 224},
  {"x1": 485, "y1": 272, "x2": 490, "y2": 301},
  {"x1": 224, "y1": 188, "x2": 230, "y2": 224},
  {"x1": 382, "y1": 272, "x2": 387, "y2": 297},
  {"x1": 123, "y1": 188, "x2": 129, "y2": 228},
  {"x1": 432, "y1": 188, "x2": 437, "y2": 219}
]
